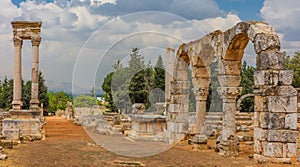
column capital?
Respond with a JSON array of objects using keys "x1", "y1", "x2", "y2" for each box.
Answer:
[
  {"x1": 217, "y1": 87, "x2": 242, "y2": 99},
  {"x1": 31, "y1": 35, "x2": 41, "y2": 46},
  {"x1": 13, "y1": 36, "x2": 23, "y2": 47},
  {"x1": 193, "y1": 88, "x2": 209, "y2": 100}
]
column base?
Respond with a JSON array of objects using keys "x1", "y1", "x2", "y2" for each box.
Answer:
[
  {"x1": 12, "y1": 100, "x2": 22, "y2": 110},
  {"x1": 216, "y1": 135, "x2": 240, "y2": 157},
  {"x1": 30, "y1": 99, "x2": 40, "y2": 110},
  {"x1": 192, "y1": 134, "x2": 208, "y2": 150}
]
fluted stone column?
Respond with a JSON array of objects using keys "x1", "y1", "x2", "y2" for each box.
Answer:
[
  {"x1": 12, "y1": 36, "x2": 23, "y2": 110},
  {"x1": 30, "y1": 35, "x2": 41, "y2": 110}
]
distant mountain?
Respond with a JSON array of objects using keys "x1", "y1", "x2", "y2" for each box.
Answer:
[{"x1": 46, "y1": 80, "x2": 103, "y2": 96}]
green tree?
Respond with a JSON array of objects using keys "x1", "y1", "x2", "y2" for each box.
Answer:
[
  {"x1": 73, "y1": 94, "x2": 97, "y2": 107},
  {"x1": 128, "y1": 48, "x2": 146, "y2": 104},
  {"x1": 38, "y1": 72, "x2": 49, "y2": 108},
  {"x1": 285, "y1": 51, "x2": 300, "y2": 88},
  {"x1": 47, "y1": 91, "x2": 72, "y2": 111},
  {"x1": 239, "y1": 60, "x2": 255, "y2": 112},
  {"x1": 0, "y1": 77, "x2": 13, "y2": 110},
  {"x1": 153, "y1": 55, "x2": 165, "y2": 102},
  {"x1": 22, "y1": 80, "x2": 31, "y2": 109}
]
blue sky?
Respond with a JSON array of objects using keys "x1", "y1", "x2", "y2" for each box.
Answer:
[{"x1": 0, "y1": 0, "x2": 299, "y2": 93}]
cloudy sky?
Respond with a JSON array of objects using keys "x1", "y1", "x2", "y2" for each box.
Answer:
[{"x1": 0, "y1": 0, "x2": 299, "y2": 94}]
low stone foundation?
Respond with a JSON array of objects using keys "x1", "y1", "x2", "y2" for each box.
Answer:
[
  {"x1": 129, "y1": 114, "x2": 166, "y2": 142},
  {"x1": 2, "y1": 110, "x2": 43, "y2": 140}
]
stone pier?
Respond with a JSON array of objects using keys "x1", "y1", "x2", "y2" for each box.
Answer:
[
  {"x1": 165, "y1": 47, "x2": 175, "y2": 102},
  {"x1": 165, "y1": 44, "x2": 190, "y2": 144},
  {"x1": 2, "y1": 21, "x2": 43, "y2": 140}
]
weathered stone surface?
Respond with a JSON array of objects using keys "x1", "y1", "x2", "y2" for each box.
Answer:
[
  {"x1": 287, "y1": 143, "x2": 297, "y2": 158},
  {"x1": 254, "y1": 33, "x2": 280, "y2": 54},
  {"x1": 279, "y1": 70, "x2": 293, "y2": 86},
  {"x1": 254, "y1": 140, "x2": 262, "y2": 154},
  {"x1": 285, "y1": 113, "x2": 297, "y2": 130},
  {"x1": 254, "y1": 96, "x2": 265, "y2": 112},
  {"x1": 217, "y1": 87, "x2": 242, "y2": 99},
  {"x1": 217, "y1": 75, "x2": 241, "y2": 87},
  {"x1": 267, "y1": 130, "x2": 297, "y2": 142},
  {"x1": 254, "y1": 70, "x2": 279, "y2": 87},
  {"x1": 254, "y1": 128, "x2": 267, "y2": 141},
  {"x1": 268, "y1": 113, "x2": 285, "y2": 129},
  {"x1": 253, "y1": 111, "x2": 259, "y2": 127},
  {"x1": 267, "y1": 96, "x2": 297, "y2": 113},
  {"x1": 218, "y1": 60, "x2": 241, "y2": 75},
  {"x1": 263, "y1": 142, "x2": 283, "y2": 158},
  {"x1": 247, "y1": 22, "x2": 276, "y2": 42},
  {"x1": 256, "y1": 50, "x2": 285, "y2": 70}
]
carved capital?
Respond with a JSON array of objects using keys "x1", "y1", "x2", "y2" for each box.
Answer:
[
  {"x1": 31, "y1": 35, "x2": 41, "y2": 46},
  {"x1": 13, "y1": 36, "x2": 23, "y2": 47},
  {"x1": 193, "y1": 88, "x2": 209, "y2": 98},
  {"x1": 217, "y1": 87, "x2": 242, "y2": 99}
]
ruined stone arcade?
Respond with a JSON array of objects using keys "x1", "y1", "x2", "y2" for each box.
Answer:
[{"x1": 165, "y1": 21, "x2": 298, "y2": 163}]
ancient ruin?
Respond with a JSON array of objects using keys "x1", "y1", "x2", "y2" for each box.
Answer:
[
  {"x1": 165, "y1": 21, "x2": 298, "y2": 163},
  {"x1": 2, "y1": 21, "x2": 43, "y2": 140}
]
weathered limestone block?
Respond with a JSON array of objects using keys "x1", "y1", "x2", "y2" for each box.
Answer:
[
  {"x1": 167, "y1": 104, "x2": 182, "y2": 113},
  {"x1": 286, "y1": 143, "x2": 297, "y2": 158},
  {"x1": 247, "y1": 22, "x2": 276, "y2": 42},
  {"x1": 218, "y1": 75, "x2": 241, "y2": 87},
  {"x1": 254, "y1": 33, "x2": 280, "y2": 54},
  {"x1": 217, "y1": 87, "x2": 242, "y2": 99},
  {"x1": 223, "y1": 49, "x2": 244, "y2": 61},
  {"x1": 218, "y1": 60, "x2": 241, "y2": 75},
  {"x1": 279, "y1": 70, "x2": 293, "y2": 86},
  {"x1": 254, "y1": 95, "x2": 266, "y2": 112},
  {"x1": 170, "y1": 81, "x2": 190, "y2": 91},
  {"x1": 267, "y1": 113, "x2": 285, "y2": 129},
  {"x1": 267, "y1": 130, "x2": 297, "y2": 142},
  {"x1": 254, "y1": 128, "x2": 267, "y2": 141},
  {"x1": 254, "y1": 140, "x2": 262, "y2": 154},
  {"x1": 256, "y1": 50, "x2": 285, "y2": 70},
  {"x1": 170, "y1": 95, "x2": 189, "y2": 104},
  {"x1": 267, "y1": 96, "x2": 297, "y2": 113},
  {"x1": 285, "y1": 113, "x2": 297, "y2": 130},
  {"x1": 191, "y1": 77, "x2": 210, "y2": 88},
  {"x1": 254, "y1": 70, "x2": 279, "y2": 87},
  {"x1": 173, "y1": 112, "x2": 189, "y2": 123},
  {"x1": 263, "y1": 142, "x2": 283, "y2": 158},
  {"x1": 253, "y1": 111, "x2": 259, "y2": 127},
  {"x1": 254, "y1": 154, "x2": 291, "y2": 164}
]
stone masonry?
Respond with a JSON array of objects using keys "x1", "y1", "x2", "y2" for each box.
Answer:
[
  {"x1": 2, "y1": 21, "x2": 43, "y2": 140},
  {"x1": 166, "y1": 21, "x2": 298, "y2": 163}
]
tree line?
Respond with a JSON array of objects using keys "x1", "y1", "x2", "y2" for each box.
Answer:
[{"x1": 102, "y1": 48, "x2": 165, "y2": 113}]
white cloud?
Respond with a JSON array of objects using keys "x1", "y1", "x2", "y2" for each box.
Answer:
[
  {"x1": 0, "y1": 0, "x2": 253, "y2": 93},
  {"x1": 261, "y1": 0, "x2": 300, "y2": 55}
]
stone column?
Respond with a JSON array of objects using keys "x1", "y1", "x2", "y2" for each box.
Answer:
[
  {"x1": 12, "y1": 36, "x2": 23, "y2": 110},
  {"x1": 165, "y1": 47, "x2": 175, "y2": 102},
  {"x1": 192, "y1": 88, "x2": 209, "y2": 149},
  {"x1": 217, "y1": 86, "x2": 242, "y2": 156},
  {"x1": 30, "y1": 35, "x2": 41, "y2": 110},
  {"x1": 194, "y1": 88, "x2": 209, "y2": 134}
]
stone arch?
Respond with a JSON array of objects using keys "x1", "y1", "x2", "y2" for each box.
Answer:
[
  {"x1": 236, "y1": 93, "x2": 255, "y2": 111},
  {"x1": 217, "y1": 21, "x2": 297, "y2": 162},
  {"x1": 188, "y1": 30, "x2": 223, "y2": 134},
  {"x1": 166, "y1": 21, "x2": 297, "y2": 163}
]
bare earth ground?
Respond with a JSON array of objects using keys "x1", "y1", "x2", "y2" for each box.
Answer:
[{"x1": 0, "y1": 116, "x2": 297, "y2": 167}]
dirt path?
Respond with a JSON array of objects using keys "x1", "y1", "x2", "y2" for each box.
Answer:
[{"x1": 0, "y1": 116, "x2": 296, "y2": 167}]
